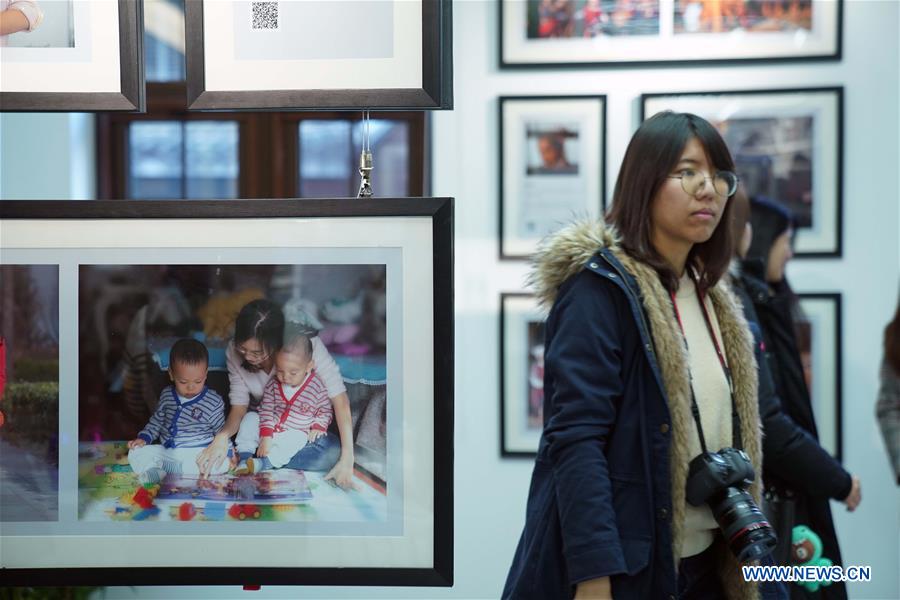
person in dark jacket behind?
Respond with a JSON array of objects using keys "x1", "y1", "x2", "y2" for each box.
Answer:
[
  {"x1": 876, "y1": 296, "x2": 900, "y2": 485},
  {"x1": 504, "y1": 112, "x2": 783, "y2": 600},
  {"x1": 742, "y1": 196, "x2": 861, "y2": 600}
]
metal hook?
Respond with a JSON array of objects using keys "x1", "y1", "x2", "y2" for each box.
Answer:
[{"x1": 357, "y1": 109, "x2": 373, "y2": 198}]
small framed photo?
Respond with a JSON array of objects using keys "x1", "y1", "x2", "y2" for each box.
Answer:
[
  {"x1": 499, "y1": 95, "x2": 606, "y2": 259},
  {"x1": 500, "y1": 293, "x2": 546, "y2": 457},
  {"x1": 0, "y1": 0, "x2": 144, "y2": 111},
  {"x1": 0, "y1": 198, "x2": 453, "y2": 587},
  {"x1": 184, "y1": 0, "x2": 453, "y2": 110},
  {"x1": 642, "y1": 87, "x2": 843, "y2": 257},
  {"x1": 499, "y1": 0, "x2": 842, "y2": 68},
  {"x1": 796, "y1": 293, "x2": 842, "y2": 462}
]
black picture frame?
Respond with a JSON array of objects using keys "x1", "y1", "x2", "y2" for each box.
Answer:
[
  {"x1": 0, "y1": 198, "x2": 454, "y2": 587},
  {"x1": 641, "y1": 86, "x2": 843, "y2": 258},
  {"x1": 499, "y1": 95, "x2": 607, "y2": 260},
  {"x1": 500, "y1": 292, "x2": 545, "y2": 457},
  {"x1": 499, "y1": 0, "x2": 842, "y2": 69},
  {"x1": 0, "y1": 0, "x2": 145, "y2": 112},
  {"x1": 796, "y1": 292, "x2": 843, "y2": 463},
  {"x1": 184, "y1": 0, "x2": 453, "y2": 111}
]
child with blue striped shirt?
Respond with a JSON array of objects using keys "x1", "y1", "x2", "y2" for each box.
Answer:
[{"x1": 128, "y1": 338, "x2": 227, "y2": 483}]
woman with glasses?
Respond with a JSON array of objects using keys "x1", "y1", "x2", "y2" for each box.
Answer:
[
  {"x1": 504, "y1": 111, "x2": 783, "y2": 599},
  {"x1": 195, "y1": 299, "x2": 357, "y2": 489}
]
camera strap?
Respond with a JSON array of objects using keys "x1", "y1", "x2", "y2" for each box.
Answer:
[{"x1": 669, "y1": 269, "x2": 743, "y2": 452}]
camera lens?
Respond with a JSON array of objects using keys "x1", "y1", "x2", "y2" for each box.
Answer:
[{"x1": 710, "y1": 487, "x2": 778, "y2": 563}]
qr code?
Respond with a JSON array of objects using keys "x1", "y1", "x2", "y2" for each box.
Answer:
[{"x1": 251, "y1": 1, "x2": 279, "y2": 30}]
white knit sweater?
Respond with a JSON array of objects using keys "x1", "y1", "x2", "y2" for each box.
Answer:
[{"x1": 674, "y1": 271, "x2": 733, "y2": 559}]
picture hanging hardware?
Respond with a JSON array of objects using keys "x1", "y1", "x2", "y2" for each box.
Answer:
[{"x1": 357, "y1": 109, "x2": 374, "y2": 198}]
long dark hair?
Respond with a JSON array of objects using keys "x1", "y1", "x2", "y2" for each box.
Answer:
[
  {"x1": 606, "y1": 111, "x2": 736, "y2": 294},
  {"x1": 886, "y1": 297, "x2": 900, "y2": 372},
  {"x1": 234, "y1": 299, "x2": 284, "y2": 357}
]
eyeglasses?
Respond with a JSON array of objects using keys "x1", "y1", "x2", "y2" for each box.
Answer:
[
  {"x1": 235, "y1": 345, "x2": 270, "y2": 360},
  {"x1": 668, "y1": 168, "x2": 738, "y2": 198}
]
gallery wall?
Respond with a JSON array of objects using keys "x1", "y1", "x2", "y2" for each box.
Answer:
[
  {"x1": 0, "y1": 0, "x2": 898, "y2": 598},
  {"x1": 430, "y1": 1, "x2": 899, "y2": 599}
]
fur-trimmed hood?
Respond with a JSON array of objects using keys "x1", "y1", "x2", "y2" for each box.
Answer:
[{"x1": 530, "y1": 220, "x2": 763, "y2": 600}]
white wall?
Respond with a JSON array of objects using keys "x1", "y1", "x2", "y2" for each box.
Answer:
[
  {"x1": 436, "y1": 0, "x2": 899, "y2": 599},
  {"x1": 2, "y1": 0, "x2": 897, "y2": 598}
]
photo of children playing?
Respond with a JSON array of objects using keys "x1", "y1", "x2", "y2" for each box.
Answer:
[
  {"x1": 77, "y1": 263, "x2": 388, "y2": 524},
  {"x1": 0, "y1": 264, "x2": 59, "y2": 522}
]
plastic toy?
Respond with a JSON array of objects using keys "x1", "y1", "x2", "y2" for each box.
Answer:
[
  {"x1": 228, "y1": 503, "x2": 262, "y2": 520},
  {"x1": 131, "y1": 484, "x2": 160, "y2": 509},
  {"x1": 791, "y1": 524, "x2": 834, "y2": 593},
  {"x1": 133, "y1": 506, "x2": 160, "y2": 521},
  {"x1": 178, "y1": 502, "x2": 197, "y2": 521},
  {"x1": 204, "y1": 502, "x2": 227, "y2": 520}
]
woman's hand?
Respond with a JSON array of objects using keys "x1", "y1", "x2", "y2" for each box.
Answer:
[
  {"x1": 843, "y1": 475, "x2": 861, "y2": 511},
  {"x1": 324, "y1": 454, "x2": 357, "y2": 491},
  {"x1": 196, "y1": 433, "x2": 230, "y2": 477},
  {"x1": 575, "y1": 576, "x2": 612, "y2": 599},
  {"x1": 308, "y1": 429, "x2": 326, "y2": 443}
]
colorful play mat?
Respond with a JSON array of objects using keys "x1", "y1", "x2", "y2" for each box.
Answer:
[{"x1": 78, "y1": 441, "x2": 387, "y2": 523}]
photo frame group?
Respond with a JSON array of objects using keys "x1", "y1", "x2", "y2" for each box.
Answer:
[
  {"x1": 642, "y1": 87, "x2": 843, "y2": 257},
  {"x1": 0, "y1": 0, "x2": 145, "y2": 111},
  {"x1": 0, "y1": 198, "x2": 454, "y2": 587},
  {"x1": 500, "y1": 0, "x2": 842, "y2": 67},
  {"x1": 185, "y1": 0, "x2": 453, "y2": 110},
  {"x1": 499, "y1": 95, "x2": 606, "y2": 259},
  {"x1": 500, "y1": 293, "x2": 545, "y2": 457},
  {"x1": 796, "y1": 293, "x2": 843, "y2": 462}
]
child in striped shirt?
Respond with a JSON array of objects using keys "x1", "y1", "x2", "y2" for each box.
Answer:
[
  {"x1": 236, "y1": 326, "x2": 332, "y2": 474},
  {"x1": 127, "y1": 338, "x2": 227, "y2": 483}
]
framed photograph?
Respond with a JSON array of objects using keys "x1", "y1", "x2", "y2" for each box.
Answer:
[
  {"x1": 796, "y1": 292, "x2": 842, "y2": 462},
  {"x1": 499, "y1": 95, "x2": 606, "y2": 259},
  {"x1": 500, "y1": 0, "x2": 842, "y2": 67},
  {"x1": 0, "y1": 198, "x2": 453, "y2": 587},
  {"x1": 0, "y1": 0, "x2": 144, "y2": 111},
  {"x1": 500, "y1": 293, "x2": 546, "y2": 457},
  {"x1": 642, "y1": 87, "x2": 843, "y2": 257},
  {"x1": 184, "y1": 0, "x2": 453, "y2": 110}
]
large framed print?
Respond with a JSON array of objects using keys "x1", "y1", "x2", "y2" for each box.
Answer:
[
  {"x1": 500, "y1": 95, "x2": 606, "y2": 260},
  {"x1": 500, "y1": 0, "x2": 842, "y2": 67},
  {"x1": 0, "y1": 0, "x2": 144, "y2": 112},
  {"x1": 796, "y1": 293, "x2": 842, "y2": 462},
  {"x1": 642, "y1": 87, "x2": 843, "y2": 257},
  {"x1": 185, "y1": 0, "x2": 453, "y2": 110},
  {"x1": 500, "y1": 293, "x2": 546, "y2": 457},
  {"x1": 0, "y1": 198, "x2": 453, "y2": 587}
]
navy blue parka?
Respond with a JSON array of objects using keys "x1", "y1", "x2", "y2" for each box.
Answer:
[{"x1": 503, "y1": 221, "x2": 766, "y2": 600}]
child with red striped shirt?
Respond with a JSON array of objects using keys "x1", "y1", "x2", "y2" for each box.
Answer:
[{"x1": 235, "y1": 328, "x2": 332, "y2": 474}]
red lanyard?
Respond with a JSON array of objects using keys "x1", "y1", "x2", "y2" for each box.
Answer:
[{"x1": 670, "y1": 275, "x2": 734, "y2": 397}]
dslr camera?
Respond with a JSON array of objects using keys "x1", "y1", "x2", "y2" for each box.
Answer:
[{"x1": 686, "y1": 447, "x2": 777, "y2": 562}]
